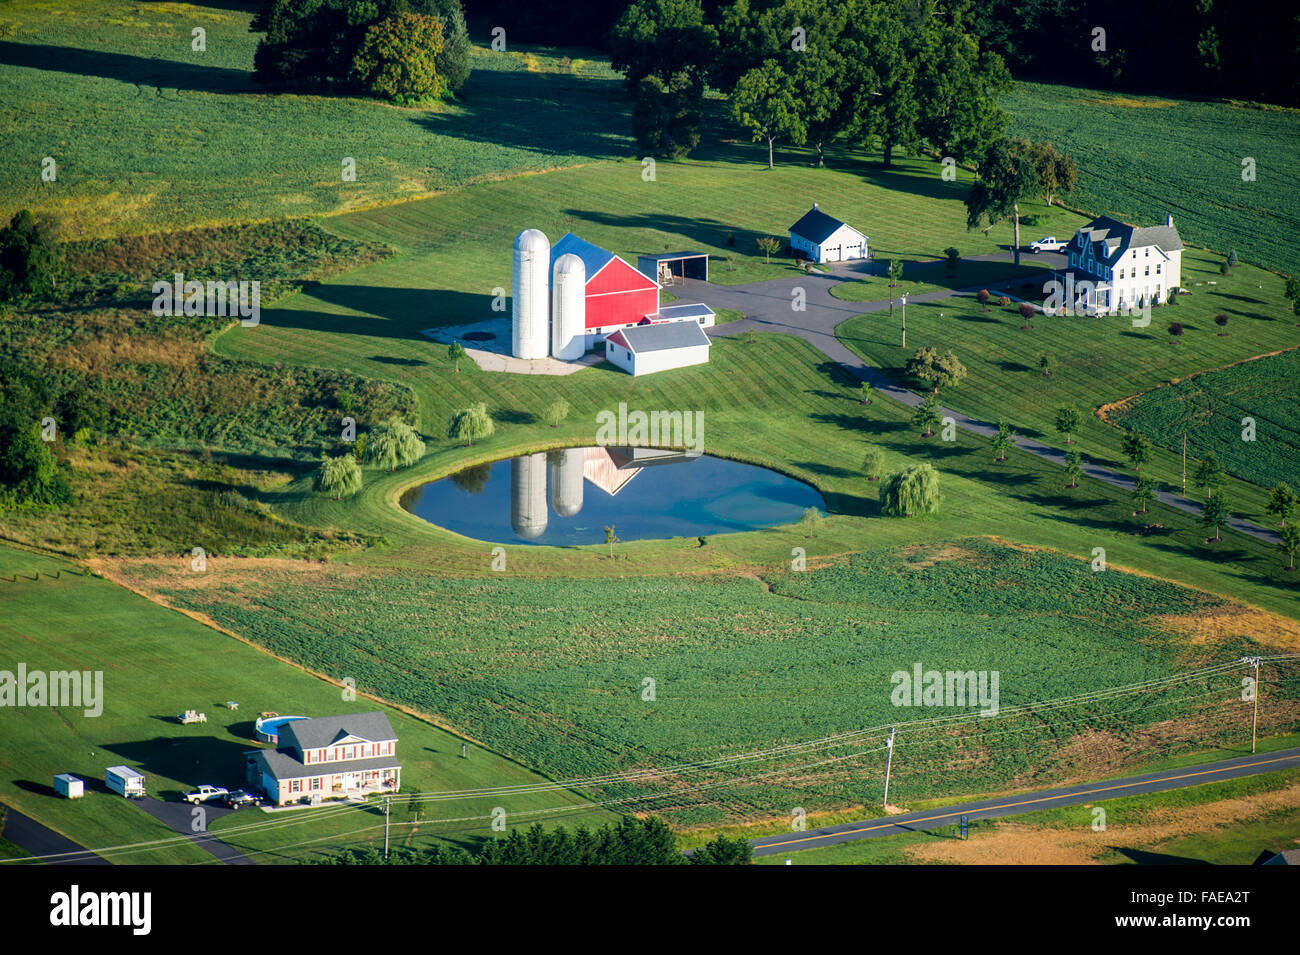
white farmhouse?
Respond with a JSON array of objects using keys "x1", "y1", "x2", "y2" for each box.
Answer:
[
  {"x1": 788, "y1": 204, "x2": 868, "y2": 264},
  {"x1": 1061, "y1": 214, "x2": 1183, "y2": 314}
]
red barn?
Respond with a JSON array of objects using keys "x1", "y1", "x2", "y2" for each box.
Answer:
[{"x1": 551, "y1": 233, "x2": 660, "y2": 334}]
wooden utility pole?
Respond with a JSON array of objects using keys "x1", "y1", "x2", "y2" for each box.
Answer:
[
  {"x1": 882, "y1": 726, "x2": 897, "y2": 808},
  {"x1": 1182, "y1": 433, "x2": 1187, "y2": 496},
  {"x1": 1243, "y1": 657, "x2": 1261, "y2": 754},
  {"x1": 383, "y1": 796, "x2": 391, "y2": 860}
]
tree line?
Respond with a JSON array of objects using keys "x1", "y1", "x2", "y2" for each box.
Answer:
[
  {"x1": 467, "y1": 0, "x2": 1300, "y2": 106},
  {"x1": 318, "y1": 814, "x2": 754, "y2": 864},
  {"x1": 612, "y1": 0, "x2": 1012, "y2": 168}
]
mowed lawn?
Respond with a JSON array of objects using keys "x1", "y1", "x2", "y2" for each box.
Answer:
[
  {"x1": 0, "y1": 544, "x2": 611, "y2": 864},
  {"x1": 838, "y1": 247, "x2": 1300, "y2": 523},
  {"x1": 1004, "y1": 82, "x2": 1300, "y2": 277},
  {"x1": 0, "y1": 0, "x2": 630, "y2": 236},
  {"x1": 211, "y1": 144, "x2": 1081, "y2": 438}
]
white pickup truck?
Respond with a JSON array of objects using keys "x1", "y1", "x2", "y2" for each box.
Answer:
[
  {"x1": 184, "y1": 785, "x2": 229, "y2": 805},
  {"x1": 1028, "y1": 236, "x2": 1066, "y2": 253}
]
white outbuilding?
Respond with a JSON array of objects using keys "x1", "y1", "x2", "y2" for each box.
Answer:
[
  {"x1": 54, "y1": 774, "x2": 84, "y2": 799},
  {"x1": 788, "y1": 204, "x2": 868, "y2": 263},
  {"x1": 105, "y1": 765, "x2": 146, "y2": 799},
  {"x1": 604, "y1": 321, "x2": 711, "y2": 377}
]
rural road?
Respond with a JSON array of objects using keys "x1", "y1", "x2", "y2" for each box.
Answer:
[
  {"x1": 749, "y1": 746, "x2": 1300, "y2": 857},
  {"x1": 688, "y1": 257, "x2": 1281, "y2": 546}
]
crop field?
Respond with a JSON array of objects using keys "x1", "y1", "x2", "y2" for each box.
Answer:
[
  {"x1": 0, "y1": 542, "x2": 609, "y2": 863},
  {"x1": 1004, "y1": 82, "x2": 1300, "y2": 277},
  {"x1": 126, "y1": 537, "x2": 1300, "y2": 827},
  {"x1": 0, "y1": 0, "x2": 630, "y2": 236},
  {"x1": 1109, "y1": 349, "x2": 1300, "y2": 491},
  {"x1": 838, "y1": 247, "x2": 1300, "y2": 519}
]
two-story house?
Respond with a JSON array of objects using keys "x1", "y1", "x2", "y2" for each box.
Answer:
[
  {"x1": 1059, "y1": 214, "x2": 1183, "y2": 314},
  {"x1": 246, "y1": 712, "x2": 401, "y2": 806}
]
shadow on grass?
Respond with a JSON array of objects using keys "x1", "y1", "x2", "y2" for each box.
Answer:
[{"x1": 0, "y1": 40, "x2": 255, "y2": 93}]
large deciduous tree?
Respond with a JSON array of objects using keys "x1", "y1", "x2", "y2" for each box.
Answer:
[
  {"x1": 732, "y1": 59, "x2": 803, "y2": 169},
  {"x1": 965, "y1": 137, "x2": 1042, "y2": 265}
]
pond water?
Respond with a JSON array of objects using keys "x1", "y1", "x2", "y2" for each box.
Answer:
[{"x1": 400, "y1": 447, "x2": 825, "y2": 546}]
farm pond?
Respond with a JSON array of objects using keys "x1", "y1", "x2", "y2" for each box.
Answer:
[{"x1": 400, "y1": 446, "x2": 826, "y2": 546}]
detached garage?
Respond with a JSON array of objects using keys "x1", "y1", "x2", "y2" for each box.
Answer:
[
  {"x1": 605, "y1": 321, "x2": 711, "y2": 376},
  {"x1": 789, "y1": 204, "x2": 868, "y2": 264}
]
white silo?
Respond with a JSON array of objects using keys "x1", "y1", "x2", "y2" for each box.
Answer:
[
  {"x1": 551, "y1": 253, "x2": 586, "y2": 361},
  {"x1": 512, "y1": 229, "x2": 551, "y2": 360},
  {"x1": 510, "y1": 452, "x2": 548, "y2": 539},
  {"x1": 549, "y1": 447, "x2": 584, "y2": 517}
]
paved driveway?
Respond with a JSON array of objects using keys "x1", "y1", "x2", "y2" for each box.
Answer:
[{"x1": 677, "y1": 253, "x2": 1279, "y2": 546}]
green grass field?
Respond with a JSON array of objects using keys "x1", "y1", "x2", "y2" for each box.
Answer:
[
  {"x1": 0, "y1": 542, "x2": 610, "y2": 864},
  {"x1": 1110, "y1": 348, "x2": 1300, "y2": 491},
  {"x1": 0, "y1": 0, "x2": 630, "y2": 237},
  {"x1": 115, "y1": 535, "x2": 1300, "y2": 827},
  {"x1": 1004, "y1": 82, "x2": 1300, "y2": 277},
  {"x1": 837, "y1": 249, "x2": 1300, "y2": 523}
]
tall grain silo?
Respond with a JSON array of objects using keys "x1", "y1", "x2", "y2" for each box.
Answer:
[
  {"x1": 510, "y1": 452, "x2": 548, "y2": 539},
  {"x1": 549, "y1": 447, "x2": 584, "y2": 517},
  {"x1": 512, "y1": 229, "x2": 550, "y2": 360},
  {"x1": 551, "y1": 253, "x2": 586, "y2": 361}
]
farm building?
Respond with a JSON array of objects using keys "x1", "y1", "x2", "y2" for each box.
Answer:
[
  {"x1": 1058, "y1": 214, "x2": 1183, "y2": 314},
  {"x1": 605, "y1": 321, "x2": 712, "y2": 377},
  {"x1": 510, "y1": 229, "x2": 715, "y2": 372},
  {"x1": 245, "y1": 711, "x2": 401, "y2": 806},
  {"x1": 637, "y1": 251, "x2": 710, "y2": 284},
  {"x1": 789, "y1": 204, "x2": 868, "y2": 263}
]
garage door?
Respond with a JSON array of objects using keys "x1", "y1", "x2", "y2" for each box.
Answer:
[
  {"x1": 823, "y1": 246, "x2": 840, "y2": 262},
  {"x1": 842, "y1": 243, "x2": 863, "y2": 260}
]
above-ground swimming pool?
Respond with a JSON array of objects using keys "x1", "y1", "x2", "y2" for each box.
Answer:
[{"x1": 254, "y1": 715, "x2": 307, "y2": 744}]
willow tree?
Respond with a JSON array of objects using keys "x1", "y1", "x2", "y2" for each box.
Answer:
[
  {"x1": 448, "y1": 402, "x2": 494, "y2": 447},
  {"x1": 315, "y1": 454, "x2": 362, "y2": 500},
  {"x1": 880, "y1": 463, "x2": 941, "y2": 517},
  {"x1": 366, "y1": 417, "x2": 426, "y2": 470}
]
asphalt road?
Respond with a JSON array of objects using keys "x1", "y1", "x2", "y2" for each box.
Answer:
[
  {"x1": 685, "y1": 255, "x2": 1279, "y2": 546},
  {"x1": 750, "y1": 746, "x2": 1300, "y2": 857},
  {"x1": 0, "y1": 807, "x2": 109, "y2": 865}
]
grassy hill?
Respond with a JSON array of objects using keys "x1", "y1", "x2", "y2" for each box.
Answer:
[
  {"x1": 0, "y1": 0, "x2": 629, "y2": 236},
  {"x1": 1004, "y1": 82, "x2": 1300, "y2": 277}
]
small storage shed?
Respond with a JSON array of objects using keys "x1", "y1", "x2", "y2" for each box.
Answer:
[
  {"x1": 636, "y1": 252, "x2": 710, "y2": 285},
  {"x1": 789, "y1": 204, "x2": 868, "y2": 263},
  {"x1": 105, "y1": 765, "x2": 145, "y2": 799},
  {"x1": 54, "y1": 773, "x2": 84, "y2": 799},
  {"x1": 605, "y1": 321, "x2": 712, "y2": 376}
]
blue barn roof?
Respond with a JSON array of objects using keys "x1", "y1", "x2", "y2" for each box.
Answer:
[{"x1": 551, "y1": 233, "x2": 615, "y2": 279}]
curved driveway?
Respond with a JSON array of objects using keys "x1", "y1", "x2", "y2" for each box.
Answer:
[{"x1": 686, "y1": 258, "x2": 1279, "y2": 545}]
